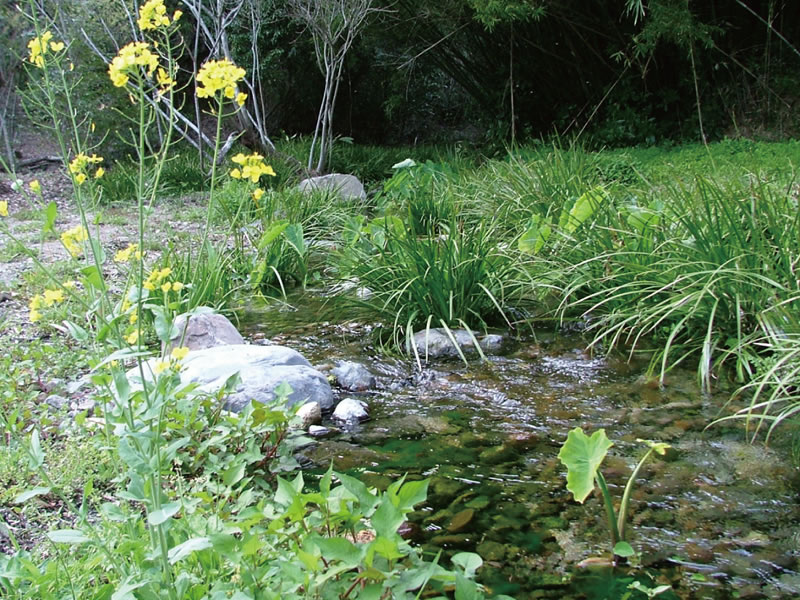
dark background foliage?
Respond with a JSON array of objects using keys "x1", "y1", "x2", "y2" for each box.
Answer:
[
  {"x1": 9, "y1": 0, "x2": 800, "y2": 152},
  {"x1": 244, "y1": 0, "x2": 800, "y2": 147}
]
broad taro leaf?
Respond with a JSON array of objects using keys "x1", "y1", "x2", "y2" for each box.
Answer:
[{"x1": 557, "y1": 427, "x2": 613, "y2": 503}]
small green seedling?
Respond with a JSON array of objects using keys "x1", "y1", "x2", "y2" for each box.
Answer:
[{"x1": 558, "y1": 427, "x2": 670, "y2": 560}]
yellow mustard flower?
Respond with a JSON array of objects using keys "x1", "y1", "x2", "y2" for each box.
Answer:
[
  {"x1": 27, "y1": 31, "x2": 52, "y2": 68},
  {"x1": 60, "y1": 225, "x2": 88, "y2": 257},
  {"x1": 95, "y1": 167, "x2": 105, "y2": 179},
  {"x1": 108, "y1": 42, "x2": 159, "y2": 88},
  {"x1": 143, "y1": 266, "x2": 172, "y2": 291},
  {"x1": 160, "y1": 282, "x2": 171, "y2": 293},
  {"x1": 129, "y1": 311, "x2": 138, "y2": 324},
  {"x1": 156, "y1": 67, "x2": 176, "y2": 94},
  {"x1": 114, "y1": 243, "x2": 139, "y2": 263},
  {"x1": 126, "y1": 330, "x2": 139, "y2": 345},
  {"x1": 170, "y1": 346, "x2": 190, "y2": 361},
  {"x1": 230, "y1": 153, "x2": 276, "y2": 183},
  {"x1": 196, "y1": 59, "x2": 245, "y2": 100},
  {"x1": 30, "y1": 295, "x2": 45, "y2": 310},
  {"x1": 0, "y1": 201, "x2": 8, "y2": 217},
  {"x1": 62, "y1": 280, "x2": 77, "y2": 289},
  {"x1": 173, "y1": 10, "x2": 183, "y2": 22},
  {"x1": 50, "y1": 41, "x2": 65, "y2": 53},
  {"x1": 69, "y1": 153, "x2": 104, "y2": 186},
  {"x1": 171, "y1": 281, "x2": 184, "y2": 292},
  {"x1": 236, "y1": 92, "x2": 247, "y2": 107},
  {"x1": 154, "y1": 361, "x2": 171, "y2": 375},
  {"x1": 43, "y1": 289, "x2": 65, "y2": 305},
  {"x1": 137, "y1": 0, "x2": 171, "y2": 31},
  {"x1": 29, "y1": 294, "x2": 45, "y2": 323},
  {"x1": 253, "y1": 188, "x2": 264, "y2": 201},
  {"x1": 29, "y1": 180, "x2": 41, "y2": 193}
]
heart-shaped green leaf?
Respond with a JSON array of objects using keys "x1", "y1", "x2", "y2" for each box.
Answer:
[
  {"x1": 613, "y1": 541, "x2": 635, "y2": 557},
  {"x1": 558, "y1": 427, "x2": 613, "y2": 503}
]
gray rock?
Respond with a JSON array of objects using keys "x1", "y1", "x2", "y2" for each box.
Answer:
[
  {"x1": 296, "y1": 401, "x2": 322, "y2": 428},
  {"x1": 46, "y1": 394, "x2": 69, "y2": 411},
  {"x1": 332, "y1": 398, "x2": 369, "y2": 423},
  {"x1": 412, "y1": 328, "x2": 505, "y2": 360},
  {"x1": 130, "y1": 344, "x2": 333, "y2": 412},
  {"x1": 169, "y1": 312, "x2": 245, "y2": 351},
  {"x1": 308, "y1": 425, "x2": 332, "y2": 437},
  {"x1": 66, "y1": 375, "x2": 91, "y2": 394},
  {"x1": 332, "y1": 361, "x2": 376, "y2": 391},
  {"x1": 297, "y1": 174, "x2": 366, "y2": 201},
  {"x1": 71, "y1": 397, "x2": 96, "y2": 415},
  {"x1": 480, "y1": 334, "x2": 504, "y2": 353}
]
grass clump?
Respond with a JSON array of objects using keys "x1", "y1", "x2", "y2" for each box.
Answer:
[{"x1": 338, "y1": 214, "x2": 528, "y2": 344}]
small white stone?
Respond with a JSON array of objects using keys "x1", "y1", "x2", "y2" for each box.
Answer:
[
  {"x1": 332, "y1": 398, "x2": 369, "y2": 423},
  {"x1": 295, "y1": 401, "x2": 322, "y2": 428}
]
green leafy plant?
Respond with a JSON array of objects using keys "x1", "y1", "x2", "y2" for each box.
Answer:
[
  {"x1": 154, "y1": 242, "x2": 242, "y2": 313},
  {"x1": 249, "y1": 219, "x2": 309, "y2": 295},
  {"x1": 337, "y1": 212, "x2": 529, "y2": 354},
  {"x1": 557, "y1": 427, "x2": 670, "y2": 560}
]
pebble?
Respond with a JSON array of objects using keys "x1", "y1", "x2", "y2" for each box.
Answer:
[{"x1": 308, "y1": 425, "x2": 331, "y2": 437}]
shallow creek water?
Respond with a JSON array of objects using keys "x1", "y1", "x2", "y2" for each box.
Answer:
[{"x1": 239, "y1": 295, "x2": 800, "y2": 600}]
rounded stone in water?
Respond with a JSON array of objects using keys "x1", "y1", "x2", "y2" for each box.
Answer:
[{"x1": 332, "y1": 398, "x2": 369, "y2": 423}]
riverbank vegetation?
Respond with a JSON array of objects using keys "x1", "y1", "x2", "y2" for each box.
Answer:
[{"x1": 1, "y1": 0, "x2": 800, "y2": 598}]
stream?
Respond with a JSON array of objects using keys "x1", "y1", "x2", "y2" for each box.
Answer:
[{"x1": 239, "y1": 294, "x2": 800, "y2": 600}]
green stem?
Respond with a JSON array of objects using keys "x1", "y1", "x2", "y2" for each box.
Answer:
[
  {"x1": 617, "y1": 447, "x2": 657, "y2": 542},
  {"x1": 195, "y1": 96, "x2": 225, "y2": 281},
  {"x1": 594, "y1": 471, "x2": 620, "y2": 549}
]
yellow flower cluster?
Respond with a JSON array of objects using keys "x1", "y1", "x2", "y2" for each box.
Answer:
[
  {"x1": 154, "y1": 346, "x2": 190, "y2": 374},
  {"x1": 196, "y1": 60, "x2": 246, "y2": 100},
  {"x1": 60, "y1": 225, "x2": 88, "y2": 257},
  {"x1": 114, "y1": 243, "x2": 141, "y2": 263},
  {"x1": 143, "y1": 267, "x2": 184, "y2": 292},
  {"x1": 29, "y1": 287, "x2": 66, "y2": 323},
  {"x1": 68, "y1": 153, "x2": 104, "y2": 185},
  {"x1": 230, "y1": 153, "x2": 276, "y2": 183},
  {"x1": 156, "y1": 67, "x2": 176, "y2": 95},
  {"x1": 30, "y1": 180, "x2": 41, "y2": 193},
  {"x1": 137, "y1": 0, "x2": 182, "y2": 32},
  {"x1": 108, "y1": 42, "x2": 159, "y2": 88},
  {"x1": 27, "y1": 31, "x2": 65, "y2": 68},
  {"x1": 120, "y1": 294, "x2": 140, "y2": 325},
  {"x1": 0, "y1": 201, "x2": 8, "y2": 217}
]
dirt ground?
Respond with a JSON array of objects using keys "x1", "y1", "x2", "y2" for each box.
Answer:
[{"x1": 0, "y1": 127, "x2": 211, "y2": 346}]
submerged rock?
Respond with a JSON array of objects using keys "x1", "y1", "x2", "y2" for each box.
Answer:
[
  {"x1": 297, "y1": 173, "x2": 366, "y2": 201},
  {"x1": 447, "y1": 508, "x2": 475, "y2": 533},
  {"x1": 129, "y1": 344, "x2": 334, "y2": 412},
  {"x1": 412, "y1": 328, "x2": 505, "y2": 360},
  {"x1": 168, "y1": 312, "x2": 245, "y2": 351},
  {"x1": 332, "y1": 361, "x2": 376, "y2": 391},
  {"x1": 299, "y1": 440, "x2": 389, "y2": 470}
]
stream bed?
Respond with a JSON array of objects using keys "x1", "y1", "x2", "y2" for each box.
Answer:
[{"x1": 240, "y1": 295, "x2": 800, "y2": 600}]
